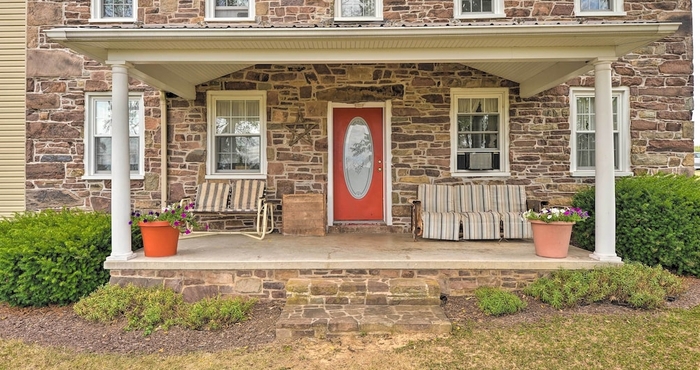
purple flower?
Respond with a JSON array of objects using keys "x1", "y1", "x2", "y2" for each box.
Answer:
[
  {"x1": 174, "y1": 221, "x2": 180, "y2": 227},
  {"x1": 185, "y1": 229, "x2": 191, "y2": 235},
  {"x1": 128, "y1": 220, "x2": 132, "y2": 225},
  {"x1": 181, "y1": 213, "x2": 187, "y2": 218}
]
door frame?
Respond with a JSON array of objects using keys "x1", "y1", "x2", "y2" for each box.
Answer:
[{"x1": 327, "y1": 101, "x2": 393, "y2": 226}]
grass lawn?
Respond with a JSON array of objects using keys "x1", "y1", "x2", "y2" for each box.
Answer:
[{"x1": 2, "y1": 306, "x2": 699, "y2": 370}]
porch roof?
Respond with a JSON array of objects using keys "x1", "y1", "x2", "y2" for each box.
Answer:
[{"x1": 46, "y1": 22, "x2": 680, "y2": 100}]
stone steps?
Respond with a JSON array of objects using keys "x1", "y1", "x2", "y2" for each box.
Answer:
[{"x1": 276, "y1": 278, "x2": 451, "y2": 340}]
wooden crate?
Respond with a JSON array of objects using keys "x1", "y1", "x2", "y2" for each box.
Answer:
[{"x1": 282, "y1": 194, "x2": 326, "y2": 236}]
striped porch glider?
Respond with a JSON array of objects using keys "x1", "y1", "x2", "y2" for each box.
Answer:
[
  {"x1": 489, "y1": 185, "x2": 533, "y2": 239},
  {"x1": 413, "y1": 184, "x2": 461, "y2": 241},
  {"x1": 454, "y1": 185, "x2": 500, "y2": 240},
  {"x1": 185, "y1": 179, "x2": 274, "y2": 240}
]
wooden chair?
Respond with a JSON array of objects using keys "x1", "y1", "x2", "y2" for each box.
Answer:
[{"x1": 182, "y1": 180, "x2": 274, "y2": 240}]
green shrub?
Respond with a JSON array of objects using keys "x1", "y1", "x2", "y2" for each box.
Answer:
[
  {"x1": 474, "y1": 287, "x2": 526, "y2": 316},
  {"x1": 572, "y1": 174, "x2": 700, "y2": 276},
  {"x1": 75, "y1": 284, "x2": 256, "y2": 335},
  {"x1": 0, "y1": 209, "x2": 112, "y2": 307},
  {"x1": 523, "y1": 263, "x2": 685, "y2": 309}
]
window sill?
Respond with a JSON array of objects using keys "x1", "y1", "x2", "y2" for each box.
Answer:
[
  {"x1": 454, "y1": 13, "x2": 506, "y2": 19},
  {"x1": 570, "y1": 170, "x2": 633, "y2": 177},
  {"x1": 204, "y1": 17, "x2": 255, "y2": 22},
  {"x1": 333, "y1": 17, "x2": 384, "y2": 22},
  {"x1": 205, "y1": 173, "x2": 267, "y2": 180},
  {"x1": 89, "y1": 18, "x2": 138, "y2": 23},
  {"x1": 574, "y1": 11, "x2": 626, "y2": 17},
  {"x1": 82, "y1": 174, "x2": 145, "y2": 181},
  {"x1": 451, "y1": 171, "x2": 511, "y2": 178}
]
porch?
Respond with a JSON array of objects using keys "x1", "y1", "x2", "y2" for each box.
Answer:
[{"x1": 104, "y1": 233, "x2": 617, "y2": 302}]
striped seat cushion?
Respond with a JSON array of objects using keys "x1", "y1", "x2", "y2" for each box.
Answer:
[
  {"x1": 489, "y1": 185, "x2": 527, "y2": 213},
  {"x1": 459, "y1": 211, "x2": 501, "y2": 240},
  {"x1": 230, "y1": 179, "x2": 265, "y2": 212},
  {"x1": 501, "y1": 212, "x2": 533, "y2": 239},
  {"x1": 194, "y1": 182, "x2": 231, "y2": 212},
  {"x1": 421, "y1": 211, "x2": 461, "y2": 241},
  {"x1": 418, "y1": 184, "x2": 455, "y2": 213},
  {"x1": 455, "y1": 184, "x2": 491, "y2": 212}
]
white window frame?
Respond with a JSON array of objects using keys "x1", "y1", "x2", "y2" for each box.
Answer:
[
  {"x1": 569, "y1": 87, "x2": 632, "y2": 177},
  {"x1": 450, "y1": 88, "x2": 510, "y2": 177},
  {"x1": 453, "y1": 0, "x2": 506, "y2": 19},
  {"x1": 574, "y1": 0, "x2": 626, "y2": 17},
  {"x1": 206, "y1": 91, "x2": 267, "y2": 180},
  {"x1": 83, "y1": 92, "x2": 145, "y2": 180},
  {"x1": 334, "y1": 0, "x2": 383, "y2": 21},
  {"x1": 205, "y1": 0, "x2": 255, "y2": 22},
  {"x1": 90, "y1": 0, "x2": 137, "y2": 23}
]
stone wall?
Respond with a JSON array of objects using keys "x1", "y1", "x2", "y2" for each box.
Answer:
[
  {"x1": 25, "y1": 0, "x2": 693, "y2": 228},
  {"x1": 109, "y1": 268, "x2": 549, "y2": 302}
]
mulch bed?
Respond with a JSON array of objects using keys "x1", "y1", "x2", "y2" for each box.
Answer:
[{"x1": 1, "y1": 276, "x2": 698, "y2": 355}]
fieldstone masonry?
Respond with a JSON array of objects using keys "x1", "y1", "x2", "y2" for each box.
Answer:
[
  {"x1": 109, "y1": 268, "x2": 548, "y2": 302},
  {"x1": 25, "y1": 0, "x2": 693, "y2": 231}
]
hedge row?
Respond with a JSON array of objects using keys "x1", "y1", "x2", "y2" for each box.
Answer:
[
  {"x1": 0, "y1": 209, "x2": 112, "y2": 306},
  {"x1": 572, "y1": 174, "x2": 700, "y2": 276}
]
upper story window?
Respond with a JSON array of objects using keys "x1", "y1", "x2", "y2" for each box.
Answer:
[
  {"x1": 454, "y1": 0, "x2": 505, "y2": 19},
  {"x1": 335, "y1": 0, "x2": 383, "y2": 21},
  {"x1": 450, "y1": 88, "x2": 510, "y2": 177},
  {"x1": 575, "y1": 0, "x2": 625, "y2": 16},
  {"x1": 205, "y1": 0, "x2": 255, "y2": 21},
  {"x1": 569, "y1": 87, "x2": 631, "y2": 177},
  {"x1": 84, "y1": 93, "x2": 144, "y2": 180},
  {"x1": 206, "y1": 91, "x2": 267, "y2": 179},
  {"x1": 90, "y1": 0, "x2": 136, "y2": 22}
]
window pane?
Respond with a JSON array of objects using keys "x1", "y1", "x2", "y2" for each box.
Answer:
[
  {"x1": 128, "y1": 100, "x2": 140, "y2": 136},
  {"x1": 340, "y1": 0, "x2": 376, "y2": 17},
  {"x1": 458, "y1": 116, "x2": 471, "y2": 132},
  {"x1": 462, "y1": 0, "x2": 493, "y2": 13},
  {"x1": 216, "y1": 136, "x2": 260, "y2": 171},
  {"x1": 215, "y1": 0, "x2": 249, "y2": 17},
  {"x1": 95, "y1": 137, "x2": 111, "y2": 172},
  {"x1": 577, "y1": 133, "x2": 595, "y2": 168},
  {"x1": 94, "y1": 100, "x2": 112, "y2": 135},
  {"x1": 129, "y1": 137, "x2": 139, "y2": 171},
  {"x1": 581, "y1": 0, "x2": 610, "y2": 11},
  {"x1": 612, "y1": 96, "x2": 619, "y2": 131},
  {"x1": 103, "y1": 0, "x2": 133, "y2": 18}
]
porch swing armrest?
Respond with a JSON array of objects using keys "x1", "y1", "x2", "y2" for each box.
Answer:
[
  {"x1": 411, "y1": 200, "x2": 423, "y2": 241},
  {"x1": 526, "y1": 199, "x2": 548, "y2": 212},
  {"x1": 180, "y1": 197, "x2": 193, "y2": 207}
]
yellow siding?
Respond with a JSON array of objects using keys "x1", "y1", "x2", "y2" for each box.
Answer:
[{"x1": 0, "y1": 0, "x2": 26, "y2": 217}]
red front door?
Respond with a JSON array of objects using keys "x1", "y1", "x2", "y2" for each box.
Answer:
[{"x1": 333, "y1": 108, "x2": 384, "y2": 221}]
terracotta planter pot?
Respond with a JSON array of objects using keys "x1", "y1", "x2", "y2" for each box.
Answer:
[
  {"x1": 529, "y1": 220, "x2": 574, "y2": 258},
  {"x1": 138, "y1": 221, "x2": 180, "y2": 257}
]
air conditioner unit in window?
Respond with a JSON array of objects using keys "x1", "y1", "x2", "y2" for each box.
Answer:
[{"x1": 468, "y1": 153, "x2": 493, "y2": 170}]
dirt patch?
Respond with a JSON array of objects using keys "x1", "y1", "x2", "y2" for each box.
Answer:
[{"x1": 0, "y1": 277, "x2": 698, "y2": 355}]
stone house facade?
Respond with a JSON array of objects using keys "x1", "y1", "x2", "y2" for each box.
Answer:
[{"x1": 25, "y1": 0, "x2": 692, "y2": 258}]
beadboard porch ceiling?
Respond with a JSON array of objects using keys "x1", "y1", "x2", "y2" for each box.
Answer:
[{"x1": 46, "y1": 22, "x2": 680, "y2": 100}]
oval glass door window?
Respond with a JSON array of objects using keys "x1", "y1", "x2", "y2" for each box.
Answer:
[{"x1": 343, "y1": 117, "x2": 374, "y2": 199}]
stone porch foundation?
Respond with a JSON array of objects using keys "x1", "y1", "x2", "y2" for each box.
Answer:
[{"x1": 109, "y1": 268, "x2": 549, "y2": 302}]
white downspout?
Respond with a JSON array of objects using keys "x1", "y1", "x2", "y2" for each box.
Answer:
[{"x1": 160, "y1": 91, "x2": 168, "y2": 208}]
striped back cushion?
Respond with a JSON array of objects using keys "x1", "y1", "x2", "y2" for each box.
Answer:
[
  {"x1": 194, "y1": 182, "x2": 231, "y2": 212},
  {"x1": 418, "y1": 184, "x2": 455, "y2": 213},
  {"x1": 455, "y1": 184, "x2": 491, "y2": 212},
  {"x1": 230, "y1": 180, "x2": 265, "y2": 212},
  {"x1": 489, "y1": 185, "x2": 527, "y2": 213}
]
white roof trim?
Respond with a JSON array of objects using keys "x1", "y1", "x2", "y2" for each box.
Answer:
[{"x1": 46, "y1": 23, "x2": 680, "y2": 100}]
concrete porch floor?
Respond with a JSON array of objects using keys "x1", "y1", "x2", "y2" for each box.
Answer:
[{"x1": 104, "y1": 233, "x2": 616, "y2": 271}]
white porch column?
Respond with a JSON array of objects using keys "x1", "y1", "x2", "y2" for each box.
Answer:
[
  {"x1": 106, "y1": 62, "x2": 135, "y2": 261},
  {"x1": 590, "y1": 60, "x2": 622, "y2": 262}
]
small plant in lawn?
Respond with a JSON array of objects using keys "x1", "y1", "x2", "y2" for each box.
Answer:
[
  {"x1": 184, "y1": 296, "x2": 256, "y2": 330},
  {"x1": 74, "y1": 284, "x2": 256, "y2": 335},
  {"x1": 524, "y1": 263, "x2": 685, "y2": 309},
  {"x1": 474, "y1": 287, "x2": 527, "y2": 316}
]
